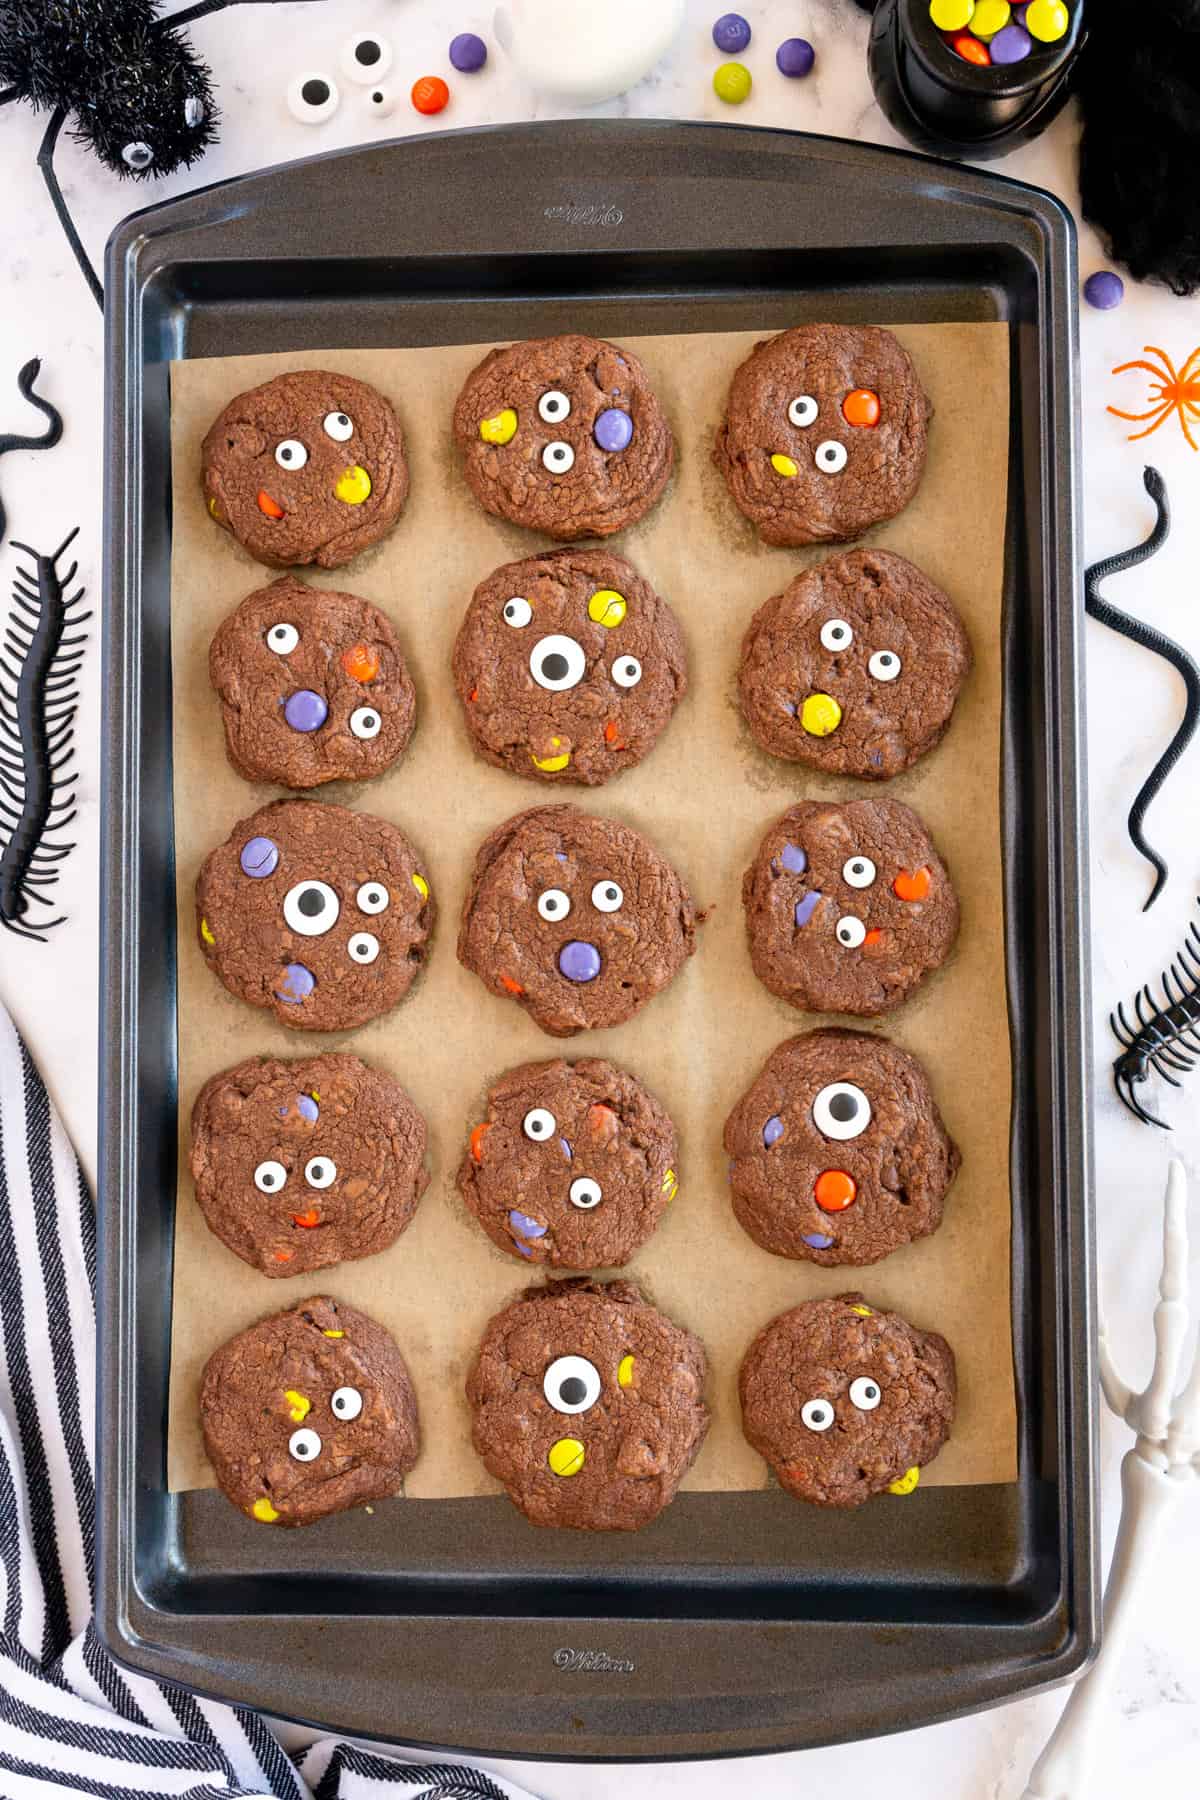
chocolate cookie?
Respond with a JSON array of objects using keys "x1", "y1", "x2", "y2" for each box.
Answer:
[
  {"x1": 201, "y1": 369, "x2": 408, "y2": 569},
  {"x1": 452, "y1": 548, "x2": 687, "y2": 786},
  {"x1": 209, "y1": 575, "x2": 416, "y2": 788},
  {"x1": 739, "y1": 1293, "x2": 955, "y2": 1507},
  {"x1": 724, "y1": 1029, "x2": 959, "y2": 1265},
  {"x1": 714, "y1": 325, "x2": 931, "y2": 547},
  {"x1": 452, "y1": 334, "x2": 674, "y2": 539},
  {"x1": 201, "y1": 1295, "x2": 420, "y2": 1527},
  {"x1": 458, "y1": 804, "x2": 697, "y2": 1037},
  {"x1": 190, "y1": 1053, "x2": 428, "y2": 1276},
  {"x1": 467, "y1": 1278, "x2": 708, "y2": 1530},
  {"x1": 460, "y1": 1059, "x2": 679, "y2": 1268},
  {"x1": 196, "y1": 799, "x2": 434, "y2": 1032},
  {"x1": 743, "y1": 798, "x2": 958, "y2": 1016},
  {"x1": 738, "y1": 549, "x2": 971, "y2": 779}
]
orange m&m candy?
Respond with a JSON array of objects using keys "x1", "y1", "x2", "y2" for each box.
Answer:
[
  {"x1": 342, "y1": 641, "x2": 380, "y2": 682},
  {"x1": 893, "y1": 866, "x2": 932, "y2": 902},
  {"x1": 815, "y1": 1170, "x2": 857, "y2": 1213},
  {"x1": 469, "y1": 1122, "x2": 490, "y2": 1163},
  {"x1": 412, "y1": 75, "x2": 449, "y2": 115},
  {"x1": 842, "y1": 388, "x2": 881, "y2": 428},
  {"x1": 951, "y1": 30, "x2": 991, "y2": 61}
]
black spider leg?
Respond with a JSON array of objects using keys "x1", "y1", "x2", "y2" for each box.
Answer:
[
  {"x1": 1084, "y1": 466, "x2": 1200, "y2": 911},
  {"x1": 37, "y1": 108, "x2": 104, "y2": 311},
  {"x1": 0, "y1": 529, "x2": 87, "y2": 941},
  {"x1": 0, "y1": 359, "x2": 64, "y2": 547}
]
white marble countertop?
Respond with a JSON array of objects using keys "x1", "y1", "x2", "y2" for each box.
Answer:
[{"x1": 1, "y1": 1, "x2": 1197, "y2": 1793}]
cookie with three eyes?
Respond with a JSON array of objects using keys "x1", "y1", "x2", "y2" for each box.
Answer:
[
  {"x1": 201, "y1": 369, "x2": 408, "y2": 569},
  {"x1": 739, "y1": 1294, "x2": 955, "y2": 1508},
  {"x1": 201, "y1": 1295, "x2": 420, "y2": 1527},
  {"x1": 460, "y1": 1059, "x2": 679, "y2": 1268},
  {"x1": 738, "y1": 549, "x2": 971, "y2": 780},
  {"x1": 724, "y1": 1029, "x2": 959, "y2": 1265},
  {"x1": 467, "y1": 1278, "x2": 708, "y2": 1530},
  {"x1": 714, "y1": 325, "x2": 931, "y2": 547},
  {"x1": 209, "y1": 576, "x2": 416, "y2": 788},
  {"x1": 190, "y1": 1053, "x2": 428, "y2": 1277},
  {"x1": 195, "y1": 799, "x2": 435, "y2": 1032},
  {"x1": 743, "y1": 798, "x2": 958, "y2": 1017},
  {"x1": 452, "y1": 334, "x2": 675, "y2": 539},
  {"x1": 458, "y1": 804, "x2": 698, "y2": 1037},
  {"x1": 452, "y1": 548, "x2": 687, "y2": 786}
]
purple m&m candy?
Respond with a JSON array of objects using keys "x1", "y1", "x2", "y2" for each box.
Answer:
[
  {"x1": 509, "y1": 1209, "x2": 547, "y2": 1239},
  {"x1": 559, "y1": 940, "x2": 601, "y2": 983},
  {"x1": 794, "y1": 890, "x2": 822, "y2": 927},
  {"x1": 776, "y1": 37, "x2": 815, "y2": 76},
  {"x1": 803, "y1": 1231, "x2": 835, "y2": 1249},
  {"x1": 762, "y1": 1115, "x2": 784, "y2": 1148},
  {"x1": 284, "y1": 689, "x2": 328, "y2": 733},
  {"x1": 781, "y1": 842, "x2": 808, "y2": 874},
  {"x1": 1084, "y1": 270, "x2": 1125, "y2": 311},
  {"x1": 240, "y1": 835, "x2": 279, "y2": 878},
  {"x1": 713, "y1": 12, "x2": 751, "y2": 52},
  {"x1": 276, "y1": 963, "x2": 315, "y2": 1004},
  {"x1": 594, "y1": 408, "x2": 633, "y2": 452},
  {"x1": 990, "y1": 22, "x2": 1031, "y2": 62},
  {"x1": 560, "y1": 1137, "x2": 573, "y2": 1161},
  {"x1": 449, "y1": 32, "x2": 487, "y2": 72},
  {"x1": 297, "y1": 1094, "x2": 319, "y2": 1122}
]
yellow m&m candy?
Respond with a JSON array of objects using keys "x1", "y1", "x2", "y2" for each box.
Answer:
[
  {"x1": 1025, "y1": 0, "x2": 1068, "y2": 38},
  {"x1": 888, "y1": 1465, "x2": 921, "y2": 1496},
  {"x1": 548, "y1": 1437, "x2": 586, "y2": 1478},
  {"x1": 587, "y1": 589, "x2": 627, "y2": 628},
  {"x1": 800, "y1": 693, "x2": 842, "y2": 738},
  {"x1": 713, "y1": 62, "x2": 752, "y2": 104},
  {"x1": 930, "y1": 0, "x2": 974, "y2": 31},
  {"x1": 479, "y1": 408, "x2": 517, "y2": 445},
  {"x1": 969, "y1": 0, "x2": 1009, "y2": 36}
]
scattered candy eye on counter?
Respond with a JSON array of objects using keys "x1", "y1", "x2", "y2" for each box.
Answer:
[
  {"x1": 713, "y1": 60, "x2": 752, "y2": 104},
  {"x1": 412, "y1": 75, "x2": 451, "y2": 115},
  {"x1": 1084, "y1": 270, "x2": 1125, "y2": 310},
  {"x1": 340, "y1": 34, "x2": 393, "y2": 85},
  {"x1": 364, "y1": 86, "x2": 397, "y2": 119},
  {"x1": 287, "y1": 72, "x2": 340, "y2": 124}
]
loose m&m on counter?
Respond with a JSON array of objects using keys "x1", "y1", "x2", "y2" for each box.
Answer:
[{"x1": 931, "y1": 0, "x2": 1071, "y2": 66}]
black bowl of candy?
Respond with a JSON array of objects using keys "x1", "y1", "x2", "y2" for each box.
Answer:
[{"x1": 868, "y1": 0, "x2": 1086, "y2": 160}]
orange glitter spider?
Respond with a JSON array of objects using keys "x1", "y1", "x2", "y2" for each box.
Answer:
[{"x1": 1108, "y1": 344, "x2": 1200, "y2": 451}]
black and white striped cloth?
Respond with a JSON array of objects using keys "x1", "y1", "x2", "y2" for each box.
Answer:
[{"x1": 0, "y1": 1007, "x2": 539, "y2": 1800}]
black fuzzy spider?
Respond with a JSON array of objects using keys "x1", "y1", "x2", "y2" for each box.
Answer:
[{"x1": 0, "y1": 1, "x2": 325, "y2": 308}]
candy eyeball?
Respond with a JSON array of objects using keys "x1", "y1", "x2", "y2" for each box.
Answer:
[
  {"x1": 836, "y1": 915, "x2": 866, "y2": 949},
  {"x1": 611, "y1": 655, "x2": 642, "y2": 689},
  {"x1": 503, "y1": 596, "x2": 533, "y2": 629},
  {"x1": 537, "y1": 887, "x2": 571, "y2": 922},
  {"x1": 869, "y1": 650, "x2": 902, "y2": 682},
  {"x1": 253, "y1": 1159, "x2": 287, "y2": 1193},
  {"x1": 304, "y1": 1155, "x2": 337, "y2": 1189},
  {"x1": 543, "y1": 1354, "x2": 602, "y2": 1414},
  {"x1": 364, "y1": 84, "x2": 397, "y2": 119},
  {"x1": 530, "y1": 634, "x2": 586, "y2": 692},
  {"x1": 331, "y1": 1385, "x2": 363, "y2": 1421},
  {"x1": 815, "y1": 440, "x2": 848, "y2": 475},
  {"x1": 323, "y1": 410, "x2": 354, "y2": 442},
  {"x1": 569, "y1": 1176, "x2": 603, "y2": 1210},
  {"x1": 819, "y1": 618, "x2": 853, "y2": 652},
  {"x1": 542, "y1": 440, "x2": 575, "y2": 475},
  {"x1": 801, "y1": 1397, "x2": 835, "y2": 1432},
  {"x1": 523, "y1": 1106, "x2": 557, "y2": 1142},
  {"x1": 121, "y1": 141, "x2": 154, "y2": 171},
  {"x1": 538, "y1": 389, "x2": 572, "y2": 424},
  {"x1": 842, "y1": 856, "x2": 877, "y2": 889},
  {"x1": 283, "y1": 880, "x2": 340, "y2": 936},
  {"x1": 356, "y1": 881, "x2": 389, "y2": 915},
  {"x1": 347, "y1": 931, "x2": 380, "y2": 964},
  {"x1": 849, "y1": 1376, "x2": 882, "y2": 1412},
  {"x1": 274, "y1": 438, "x2": 308, "y2": 471},
  {"x1": 288, "y1": 1426, "x2": 322, "y2": 1462},
  {"x1": 266, "y1": 622, "x2": 300, "y2": 655},
  {"x1": 591, "y1": 879, "x2": 623, "y2": 913},
  {"x1": 340, "y1": 33, "x2": 393, "y2": 84},
  {"x1": 287, "y1": 73, "x2": 340, "y2": 124},
  {"x1": 812, "y1": 1080, "x2": 872, "y2": 1140},
  {"x1": 787, "y1": 395, "x2": 819, "y2": 428},
  {"x1": 349, "y1": 705, "x2": 382, "y2": 740},
  {"x1": 184, "y1": 96, "x2": 206, "y2": 129}
]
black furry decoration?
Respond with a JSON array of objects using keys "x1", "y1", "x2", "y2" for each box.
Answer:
[
  {"x1": 1111, "y1": 901, "x2": 1200, "y2": 1126},
  {"x1": 0, "y1": 359, "x2": 63, "y2": 549}
]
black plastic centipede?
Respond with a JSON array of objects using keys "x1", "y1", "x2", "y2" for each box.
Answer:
[
  {"x1": 0, "y1": 528, "x2": 89, "y2": 941},
  {"x1": 1111, "y1": 900, "x2": 1200, "y2": 1127}
]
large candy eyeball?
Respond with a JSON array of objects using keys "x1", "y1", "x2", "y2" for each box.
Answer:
[
  {"x1": 288, "y1": 1427, "x2": 322, "y2": 1462},
  {"x1": 611, "y1": 655, "x2": 642, "y2": 689},
  {"x1": 569, "y1": 1176, "x2": 603, "y2": 1210},
  {"x1": 356, "y1": 881, "x2": 389, "y2": 915},
  {"x1": 323, "y1": 410, "x2": 354, "y2": 442},
  {"x1": 842, "y1": 856, "x2": 877, "y2": 890},
  {"x1": 266, "y1": 622, "x2": 300, "y2": 655},
  {"x1": 304, "y1": 1155, "x2": 337, "y2": 1189},
  {"x1": 787, "y1": 395, "x2": 819, "y2": 428},
  {"x1": 835, "y1": 915, "x2": 866, "y2": 949},
  {"x1": 819, "y1": 618, "x2": 853, "y2": 652},
  {"x1": 523, "y1": 1106, "x2": 557, "y2": 1142},
  {"x1": 801, "y1": 1397, "x2": 835, "y2": 1432},
  {"x1": 812, "y1": 1081, "x2": 872, "y2": 1140},
  {"x1": 287, "y1": 74, "x2": 340, "y2": 125},
  {"x1": 538, "y1": 390, "x2": 572, "y2": 424},
  {"x1": 849, "y1": 1376, "x2": 882, "y2": 1412},
  {"x1": 349, "y1": 705, "x2": 382, "y2": 740},
  {"x1": 122, "y1": 141, "x2": 154, "y2": 171},
  {"x1": 347, "y1": 931, "x2": 380, "y2": 965},
  {"x1": 341, "y1": 32, "x2": 393, "y2": 83},
  {"x1": 283, "y1": 880, "x2": 340, "y2": 936},
  {"x1": 537, "y1": 888, "x2": 571, "y2": 922},
  {"x1": 253, "y1": 1159, "x2": 288, "y2": 1193},
  {"x1": 274, "y1": 438, "x2": 308, "y2": 471},
  {"x1": 543, "y1": 1354, "x2": 602, "y2": 1414},
  {"x1": 503, "y1": 596, "x2": 532, "y2": 629},
  {"x1": 530, "y1": 634, "x2": 586, "y2": 692},
  {"x1": 542, "y1": 441, "x2": 575, "y2": 475},
  {"x1": 869, "y1": 650, "x2": 902, "y2": 683},
  {"x1": 590, "y1": 879, "x2": 623, "y2": 913},
  {"x1": 815, "y1": 440, "x2": 849, "y2": 475},
  {"x1": 331, "y1": 1385, "x2": 363, "y2": 1421}
]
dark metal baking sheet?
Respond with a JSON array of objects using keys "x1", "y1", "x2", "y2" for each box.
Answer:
[{"x1": 98, "y1": 120, "x2": 1095, "y2": 1760}]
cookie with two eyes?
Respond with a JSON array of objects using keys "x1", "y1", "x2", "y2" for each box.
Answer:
[
  {"x1": 738, "y1": 549, "x2": 971, "y2": 780},
  {"x1": 190, "y1": 1053, "x2": 428, "y2": 1277},
  {"x1": 459, "y1": 1059, "x2": 679, "y2": 1268},
  {"x1": 209, "y1": 576, "x2": 416, "y2": 788},
  {"x1": 201, "y1": 1295, "x2": 420, "y2": 1527},
  {"x1": 201, "y1": 369, "x2": 408, "y2": 570},
  {"x1": 743, "y1": 798, "x2": 959, "y2": 1017},
  {"x1": 723, "y1": 1030, "x2": 959, "y2": 1265},
  {"x1": 457, "y1": 804, "x2": 698, "y2": 1037},
  {"x1": 714, "y1": 325, "x2": 931, "y2": 547},
  {"x1": 452, "y1": 548, "x2": 687, "y2": 786},
  {"x1": 452, "y1": 334, "x2": 675, "y2": 539},
  {"x1": 739, "y1": 1293, "x2": 956, "y2": 1508},
  {"x1": 195, "y1": 799, "x2": 435, "y2": 1033},
  {"x1": 467, "y1": 1279, "x2": 708, "y2": 1530}
]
